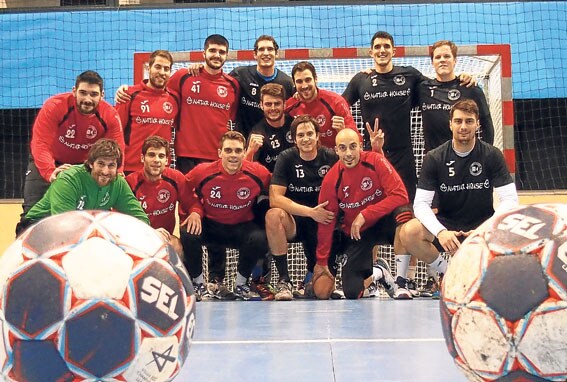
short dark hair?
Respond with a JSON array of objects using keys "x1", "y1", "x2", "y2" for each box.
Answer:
[
  {"x1": 370, "y1": 31, "x2": 394, "y2": 47},
  {"x1": 291, "y1": 61, "x2": 317, "y2": 82},
  {"x1": 75, "y1": 70, "x2": 104, "y2": 92},
  {"x1": 204, "y1": 34, "x2": 229, "y2": 51},
  {"x1": 430, "y1": 40, "x2": 458, "y2": 60},
  {"x1": 254, "y1": 35, "x2": 279, "y2": 53},
  {"x1": 260, "y1": 83, "x2": 286, "y2": 102},
  {"x1": 142, "y1": 135, "x2": 169, "y2": 156},
  {"x1": 85, "y1": 138, "x2": 122, "y2": 169},
  {"x1": 450, "y1": 99, "x2": 480, "y2": 120},
  {"x1": 220, "y1": 130, "x2": 246, "y2": 148},
  {"x1": 148, "y1": 49, "x2": 173, "y2": 68},
  {"x1": 290, "y1": 114, "x2": 320, "y2": 142}
]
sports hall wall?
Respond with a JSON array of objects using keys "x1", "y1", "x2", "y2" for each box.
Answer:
[{"x1": 0, "y1": 1, "x2": 565, "y2": 202}]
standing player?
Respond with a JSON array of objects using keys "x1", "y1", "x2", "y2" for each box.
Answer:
[
  {"x1": 286, "y1": 61, "x2": 358, "y2": 148},
  {"x1": 21, "y1": 139, "x2": 149, "y2": 229},
  {"x1": 245, "y1": 83, "x2": 294, "y2": 173},
  {"x1": 181, "y1": 131, "x2": 271, "y2": 301},
  {"x1": 419, "y1": 40, "x2": 494, "y2": 153},
  {"x1": 400, "y1": 99, "x2": 518, "y2": 297},
  {"x1": 229, "y1": 35, "x2": 294, "y2": 138},
  {"x1": 115, "y1": 50, "x2": 179, "y2": 174},
  {"x1": 417, "y1": 40, "x2": 495, "y2": 296},
  {"x1": 16, "y1": 70, "x2": 124, "y2": 236},
  {"x1": 314, "y1": 128, "x2": 410, "y2": 300},
  {"x1": 126, "y1": 136, "x2": 187, "y2": 257}
]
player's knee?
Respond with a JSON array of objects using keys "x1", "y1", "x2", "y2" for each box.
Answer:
[
  {"x1": 343, "y1": 283, "x2": 363, "y2": 300},
  {"x1": 400, "y1": 218, "x2": 426, "y2": 244},
  {"x1": 265, "y1": 208, "x2": 285, "y2": 228}
]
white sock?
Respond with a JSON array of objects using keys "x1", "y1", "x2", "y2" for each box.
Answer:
[
  {"x1": 193, "y1": 274, "x2": 204, "y2": 284},
  {"x1": 236, "y1": 273, "x2": 248, "y2": 286},
  {"x1": 428, "y1": 254, "x2": 448, "y2": 275},
  {"x1": 395, "y1": 254, "x2": 411, "y2": 279},
  {"x1": 426, "y1": 263, "x2": 437, "y2": 278}
]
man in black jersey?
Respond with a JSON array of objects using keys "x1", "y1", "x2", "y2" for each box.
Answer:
[
  {"x1": 400, "y1": 99, "x2": 518, "y2": 295},
  {"x1": 245, "y1": 83, "x2": 294, "y2": 173},
  {"x1": 419, "y1": 40, "x2": 494, "y2": 153},
  {"x1": 230, "y1": 35, "x2": 295, "y2": 138}
]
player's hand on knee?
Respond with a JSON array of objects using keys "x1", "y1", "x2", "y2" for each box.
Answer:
[
  {"x1": 184, "y1": 212, "x2": 202, "y2": 235},
  {"x1": 350, "y1": 213, "x2": 366, "y2": 240},
  {"x1": 313, "y1": 263, "x2": 332, "y2": 279},
  {"x1": 155, "y1": 227, "x2": 171, "y2": 242},
  {"x1": 438, "y1": 230, "x2": 460, "y2": 252},
  {"x1": 115, "y1": 85, "x2": 130, "y2": 104}
]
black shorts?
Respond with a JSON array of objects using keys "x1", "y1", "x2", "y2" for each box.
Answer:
[{"x1": 384, "y1": 147, "x2": 417, "y2": 202}]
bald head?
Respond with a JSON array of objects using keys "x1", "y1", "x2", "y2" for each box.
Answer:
[{"x1": 335, "y1": 128, "x2": 362, "y2": 168}]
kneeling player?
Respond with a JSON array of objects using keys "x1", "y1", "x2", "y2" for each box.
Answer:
[{"x1": 314, "y1": 129, "x2": 411, "y2": 299}]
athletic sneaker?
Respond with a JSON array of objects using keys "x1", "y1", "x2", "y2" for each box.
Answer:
[
  {"x1": 362, "y1": 281, "x2": 379, "y2": 298},
  {"x1": 293, "y1": 280, "x2": 315, "y2": 299},
  {"x1": 234, "y1": 283, "x2": 262, "y2": 301},
  {"x1": 419, "y1": 276, "x2": 440, "y2": 298},
  {"x1": 394, "y1": 276, "x2": 414, "y2": 300},
  {"x1": 330, "y1": 289, "x2": 344, "y2": 299},
  {"x1": 193, "y1": 282, "x2": 214, "y2": 302},
  {"x1": 407, "y1": 278, "x2": 420, "y2": 298},
  {"x1": 374, "y1": 258, "x2": 397, "y2": 298},
  {"x1": 250, "y1": 277, "x2": 275, "y2": 301},
  {"x1": 213, "y1": 281, "x2": 237, "y2": 301},
  {"x1": 275, "y1": 280, "x2": 293, "y2": 301},
  {"x1": 432, "y1": 274, "x2": 444, "y2": 300}
]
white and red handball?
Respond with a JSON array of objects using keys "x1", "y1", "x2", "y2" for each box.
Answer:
[
  {"x1": 0, "y1": 211, "x2": 195, "y2": 382},
  {"x1": 440, "y1": 204, "x2": 567, "y2": 381}
]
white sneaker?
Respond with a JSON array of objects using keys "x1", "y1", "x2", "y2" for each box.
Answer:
[
  {"x1": 394, "y1": 276, "x2": 413, "y2": 300},
  {"x1": 374, "y1": 258, "x2": 397, "y2": 298},
  {"x1": 363, "y1": 281, "x2": 379, "y2": 298}
]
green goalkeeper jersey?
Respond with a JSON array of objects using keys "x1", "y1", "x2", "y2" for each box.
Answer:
[{"x1": 26, "y1": 164, "x2": 149, "y2": 224}]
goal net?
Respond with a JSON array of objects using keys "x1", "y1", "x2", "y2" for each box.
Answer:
[{"x1": 134, "y1": 45, "x2": 512, "y2": 295}]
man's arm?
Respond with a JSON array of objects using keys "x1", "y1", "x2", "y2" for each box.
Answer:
[
  {"x1": 474, "y1": 88, "x2": 495, "y2": 145},
  {"x1": 341, "y1": 73, "x2": 361, "y2": 106},
  {"x1": 269, "y1": 184, "x2": 334, "y2": 224},
  {"x1": 413, "y1": 188, "x2": 446, "y2": 238},
  {"x1": 494, "y1": 183, "x2": 519, "y2": 214},
  {"x1": 31, "y1": 98, "x2": 65, "y2": 182},
  {"x1": 315, "y1": 171, "x2": 340, "y2": 266},
  {"x1": 113, "y1": 177, "x2": 150, "y2": 224}
]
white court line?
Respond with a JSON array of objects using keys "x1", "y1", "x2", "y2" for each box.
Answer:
[
  {"x1": 193, "y1": 338, "x2": 445, "y2": 345},
  {"x1": 295, "y1": 310, "x2": 353, "y2": 313}
]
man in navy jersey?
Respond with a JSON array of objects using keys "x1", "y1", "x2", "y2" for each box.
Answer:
[
  {"x1": 315, "y1": 128, "x2": 410, "y2": 299},
  {"x1": 116, "y1": 50, "x2": 179, "y2": 175},
  {"x1": 230, "y1": 35, "x2": 295, "y2": 138},
  {"x1": 286, "y1": 61, "x2": 359, "y2": 149},
  {"x1": 245, "y1": 83, "x2": 294, "y2": 173},
  {"x1": 419, "y1": 40, "x2": 494, "y2": 153},
  {"x1": 400, "y1": 99, "x2": 518, "y2": 297},
  {"x1": 16, "y1": 70, "x2": 124, "y2": 236},
  {"x1": 126, "y1": 136, "x2": 186, "y2": 257},
  {"x1": 181, "y1": 131, "x2": 271, "y2": 301}
]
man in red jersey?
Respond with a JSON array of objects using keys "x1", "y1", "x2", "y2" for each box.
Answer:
[
  {"x1": 315, "y1": 128, "x2": 411, "y2": 299},
  {"x1": 126, "y1": 136, "x2": 187, "y2": 257},
  {"x1": 116, "y1": 50, "x2": 179, "y2": 175},
  {"x1": 181, "y1": 131, "x2": 271, "y2": 301},
  {"x1": 285, "y1": 61, "x2": 358, "y2": 148},
  {"x1": 16, "y1": 70, "x2": 124, "y2": 236}
]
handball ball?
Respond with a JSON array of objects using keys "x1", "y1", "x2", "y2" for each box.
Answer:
[
  {"x1": 440, "y1": 204, "x2": 567, "y2": 381},
  {"x1": 0, "y1": 210, "x2": 196, "y2": 382}
]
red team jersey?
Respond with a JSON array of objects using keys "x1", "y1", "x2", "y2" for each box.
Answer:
[
  {"x1": 167, "y1": 68, "x2": 240, "y2": 161},
  {"x1": 185, "y1": 160, "x2": 270, "y2": 225},
  {"x1": 316, "y1": 151, "x2": 409, "y2": 264},
  {"x1": 115, "y1": 80, "x2": 179, "y2": 172},
  {"x1": 285, "y1": 88, "x2": 358, "y2": 148},
  {"x1": 31, "y1": 92, "x2": 125, "y2": 181},
  {"x1": 125, "y1": 167, "x2": 187, "y2": 234}
]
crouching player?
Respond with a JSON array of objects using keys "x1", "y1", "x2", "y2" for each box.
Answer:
[
  {"x1": 314, "y1": 129, "x2": 411, "y2": 299},
  {"x1": 126, "y1": 136, "x2": 186, "y2": 257}
]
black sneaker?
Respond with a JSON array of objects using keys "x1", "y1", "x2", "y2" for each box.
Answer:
[
  {"x1": 213, "y1": 281, "x2": 237, "y2": 301},
  {"x1": 234, "y1": 283, "x2": 262, "y2": 301},
  {"x1": 407, "y1": 278, "x2": 420, "y2": 298},
  {"x1": 419, "y1": 276, "x2": 439, "y2": 298},
  {"x1": 293, "y1": 280, "x2": 315, "y2": 299},
  {"x1": 393, "y1": 276, "x2": 413, "y2": 300},
  {"x1": 194, "y1": 282, "x2": 214, "y2": 301}
]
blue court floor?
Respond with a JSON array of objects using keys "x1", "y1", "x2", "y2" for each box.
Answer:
[{"x1": 176, "y1": 298, "x2": 467, "y2": 381}]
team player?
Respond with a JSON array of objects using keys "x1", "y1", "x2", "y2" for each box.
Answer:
[
  {"x1": 245, "y1": 83, "x2": 294, "y2": 173},
  {"x1": 229, "y1": 35, "x2": 294, "y2": 138},
  {"x1": 16, "y1": 70, "x2": 125, "y2": 236},
  {"x1": 126, "y1": 136, "x2": 186, "y2": 257},
  {"x1": 400, "y1": 99, "x2": 518, "y2": 296},
  {"x1": 286, "y1": 61, "x2": 358, "y2": 148},
  {"x1": 20, "y1": 139, "x2": 149, "y2": 231},
  {"x1": 419, "y1": 40, "x2": 494, "y2": 153},
  {"x1": 315, "y1": 128, "x2": 410, "y2": 299},
  {"x1": 181, "y1": 131, "x2": 271, "y2": 301},
  {"x1": 116, "y1": 50, "x2": 179, "y2": 174}
]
